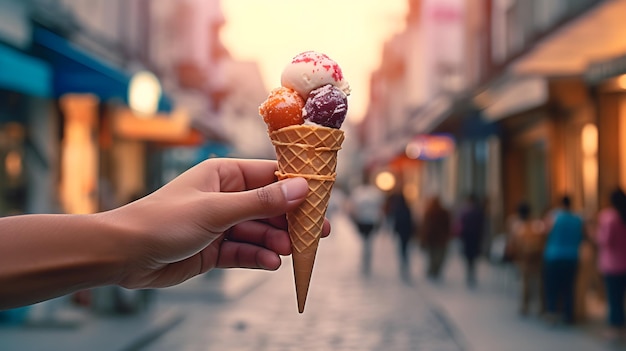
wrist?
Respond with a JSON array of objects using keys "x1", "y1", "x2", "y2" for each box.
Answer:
[
  {"x1": 0, "y1": 213, "x2": 133, "y2": 309},
  {"x1": 89, "y1": 211, "x2": 138, "y2": 287}
]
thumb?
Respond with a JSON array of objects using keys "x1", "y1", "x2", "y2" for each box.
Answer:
[{"x1": 213, "y1": 177, "x2": 309, "y2": 228}]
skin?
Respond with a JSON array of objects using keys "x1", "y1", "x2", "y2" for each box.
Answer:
[{"x1": 0, "y1": 158, "x2": 330, "y2": 310}]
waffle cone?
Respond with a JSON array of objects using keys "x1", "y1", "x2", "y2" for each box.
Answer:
[
  {"x1": 270, "y1": 124, "x2": 345, "y2": 148},
  {"x1": 270, "y1": 125, "x2": 344, "y2": 176},
  {"x1": 272, "y1": 125, "x2": 344, "y2": 313}
]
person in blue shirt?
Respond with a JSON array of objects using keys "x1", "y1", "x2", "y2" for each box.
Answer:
[{"x1": 542, "y1": 195, "x2": 585, "y2": 324}]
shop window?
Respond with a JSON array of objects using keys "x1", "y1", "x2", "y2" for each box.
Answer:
[
  {"x1": 0, "y1": 122, "x2": 26, "y2": 215},
  {"x1": 619, "y1": 98, "x2": 626, "y2": 189},
  {"x1": 581, "y1": 123, "x2": 598, "y2": 214},
  {"x1": 59, "y1": 95, "x2": 99, "y2": 214}
]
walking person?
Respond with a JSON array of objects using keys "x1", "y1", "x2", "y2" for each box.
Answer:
[
  {"x1": 542, "y1": 195, "x2": 585, "y2": 325},
  {"x1": 509, "y1": 202, "x2": 546, "y2": 316},
  {"x1": 387, "y1": 190, "x2": 416, "y2": 282},
  {"x1": 596, "y1": 188, "x2": 626, "y2": 340},
  {"x1": 457, "y1": 194, "x2": 486, "y2": 287},
  {"x1": 420, "y1": 196, "x2": 452, "y2": 280},
  {"x1": 349, "y1": 179, "x2": 385, "y2": 276}
]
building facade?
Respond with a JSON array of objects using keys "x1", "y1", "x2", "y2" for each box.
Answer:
[
  {"x1": 0, "y1": 0, "x2": 248, "y2": 217},
  {"x1": 0, "y1": 0, "x2": 243, "y2": 318},
  {"x1": 362, "y1": 0, "x2": 626, "y2": 322},
  {"x1": 360, "y1": 0, "x2": 466, "y2": 215}
]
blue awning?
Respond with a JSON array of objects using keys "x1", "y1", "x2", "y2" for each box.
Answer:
[
  {"x1": 32, "y1": 27, "x2": 172, "y2": 112},
  {"x1": 0, "y1": 43, "x2": 52, "y2": 97}
]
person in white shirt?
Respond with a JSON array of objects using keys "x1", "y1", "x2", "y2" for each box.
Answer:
[{"x1": 349, "y1": 180, "x2": 385, "y2": 276}]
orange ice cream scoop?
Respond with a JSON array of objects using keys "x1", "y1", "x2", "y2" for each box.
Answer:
[{"x1": 259, "y1": 87, "x2": 305, "y2": 132}]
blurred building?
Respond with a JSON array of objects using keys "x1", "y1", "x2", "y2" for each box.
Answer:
[
  {"x1": 360, "y1": 0, "x2": 626, "y2": 322},
  {"x1": 218, "y1": 60, "x2": 274, "y2": 159},
  {"x1": 0, "y1": 0, "x2": 270, "y2": 216},
  {"x1": 360, "y1": 0, "x2": 465, "y2": 215},
  {"x1": 149, "y1": 0, "x2": 273, "y2": 176},
  {"x1": 0, "y1": 0, "x2": 268, "y2": 317},
  {"x1": 0, "y1": 0, "x2": 57, "y2": 215},
  {"x1": 362, "y1": 0, "x2": 626, "y2": 228},
  {"x1": 466, "y1": 0, "x2": 626, "y2": 225},
  {"x1": 1, "y1": 0, "x2": 171, "y2": 215}
]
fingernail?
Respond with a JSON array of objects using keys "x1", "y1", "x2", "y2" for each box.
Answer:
[{"x1": 281, "y1": 177, "x2": 309, "y2": 203}]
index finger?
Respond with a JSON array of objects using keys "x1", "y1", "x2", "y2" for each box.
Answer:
[
  {"x1": 154, "y1": 158, "x2": 280, "y2": 198},
  {"x1": 217, "y1": 159, "x2": 279, "y2": 192}
]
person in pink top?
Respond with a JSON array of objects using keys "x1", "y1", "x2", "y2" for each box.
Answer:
[{"x1": 596, "y1": 187, "x2": 626, "y2": 339}]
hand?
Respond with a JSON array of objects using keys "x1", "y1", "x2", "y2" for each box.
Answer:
[{"x1": 106, "y1": 158, "x2": 331, "y2": 289}]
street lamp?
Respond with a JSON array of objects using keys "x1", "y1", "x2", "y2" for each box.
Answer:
[
  {"x1": 618, "y1": 74, "x2": 626, "y2": 90},
  {"x1": 581, "y1": 123, "x2": 598, "y2": 214},
  {"x1": 375, "y1": 171, "x2": 396, "y2": 192},
  {"x1": 128, "y1": 70, "x2": 161, "y2": 117}
]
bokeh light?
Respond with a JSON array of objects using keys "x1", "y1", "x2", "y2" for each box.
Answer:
[{"x1": 375, "y1": 171, "x2": 396, "y2": 191}]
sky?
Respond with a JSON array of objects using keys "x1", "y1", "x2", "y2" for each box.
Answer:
[{"x1": 220, "y1": 0, "x2": 409, "y2": 124}]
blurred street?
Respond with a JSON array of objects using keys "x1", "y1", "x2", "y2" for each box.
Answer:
[
  {"x1": 2, "y1": 1, "x2": 626, "y2": 350},
  {"x1": 2, "y1": 210, "x2": 621, "y2": 351}
]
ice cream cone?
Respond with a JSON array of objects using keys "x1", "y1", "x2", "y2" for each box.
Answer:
[
  {"x1": 270, "y1": 124, "x2": 345, "y2": 148},
  {"x1": 271, "y1": 125, "x2": 344, "y2": 313}
]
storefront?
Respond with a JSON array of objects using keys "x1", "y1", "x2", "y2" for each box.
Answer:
[
  {"x1": 29, "y1": 26, "x2": 184, "y2": 214},
  {"x1": 0, "y1": 42, "x2": 57, "y2": 216},
  {"x1": 586, "y1": 54, "x2": 626, "y2": 209},
  {"x1": 477, "y1": 71, "x2": 600, "y2": 224},
  {"x1": 499, "y1": 0, "x2": 626, "y2": 323},
  {"x1": 507, "y1": 0, "x2": 626, "y2": 216},
  {"x1": 25, "y1": 25, "x2": 193, "y2": 315}
]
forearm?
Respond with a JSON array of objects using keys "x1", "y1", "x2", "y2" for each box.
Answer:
[{"x1": 0, "y1": 213, "x2": 128, "y2": 310}]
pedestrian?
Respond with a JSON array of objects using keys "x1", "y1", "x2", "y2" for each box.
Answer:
[
  {"x1": 349, "y1": 178, "x2": 385, "y2": 276},
  {"x1": 509, "y1": 201, "x2": 546, "y2": 316},
  {"x1": 420, "y1": 196, "x2": 452, "y2": 280},
  {"x1": 542, "y1": 195, "x2": 584, "y2": 325},
  {"x1": 387, "y1": 190, "x2": 415, "y2": 282},
  {"x1": 457, "y1": 194, "x2": 486, "y2": 287},
  {"x1": 596, "y1": 187, "x2": 626, "y2": 340},
  {"x1": 0, "y1": 158, "x2": 331, "y2": 310}
]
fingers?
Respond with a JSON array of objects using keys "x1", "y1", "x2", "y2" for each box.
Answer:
[
  {"x1": 228, "y1": 159, "x2": 280, "y2": 191},
  {"x1": 208, "y1": 177, "x2": 309, "y2": 230},
  {"x1": 214, "y1": 159, "x2": 280, "y2": 192},
  {"x1": 171, "y1": 159, "x2": 278, "y2": 193},
  {"x1": 224, "y1": 217, "x2": 331, "y2": 260},
  {"x1": 322, "y1": 218, "x2": 331, "y2": 238},
  {"x1": 248, "y1": 217, "x2": 330, "y2": 237},
  {"x1": 227, "y1": 221, "x2": 292, "y2": 255},
  {"x1": 216, "y1": 241, "x2": 283, "y2": 270},
  {"x1": 217, "y1": 218, "x2": 332, "y2": 270}
]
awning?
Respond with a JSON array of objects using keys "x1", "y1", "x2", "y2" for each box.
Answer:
[
  {"x1": 512, "y1": 0, "x2": 626, "y2": 76},
  {"x1": 0, "y1": 43, "x2": 51, "y2": 97},
  {"x1": 113, "y1": 107, "x2": 191, "y2": 142},
  {"x1": 585, "y1": 53, "x2": 626, "y2": 84},
  {"x1": 33, "y1": 27, "x2": 129, "y2": 101},
  {"x1": 410, "y1": 95, "x2": 453, "y2": 134},
  {"x1": 480, "y1": 75, "x2": 549, "y2": 122},
  {"x1": 32, "y1": 27, "x2": 172, "y2": 112}
]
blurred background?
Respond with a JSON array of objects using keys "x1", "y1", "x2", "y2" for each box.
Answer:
[{"x1": 1, "y1": 0, "x2": 626, "y2": 350}]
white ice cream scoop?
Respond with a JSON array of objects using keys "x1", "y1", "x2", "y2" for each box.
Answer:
[{"x1": 281, "y1": 51, "x2": 351, "y2": 99}]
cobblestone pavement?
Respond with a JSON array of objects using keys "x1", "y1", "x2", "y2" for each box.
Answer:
[
  {"x1": 143, "y1": 214, "x2": 465, "y2": 351},
  {"x1": 3, "y1": 213, "x2": 620, "y2": 351}
]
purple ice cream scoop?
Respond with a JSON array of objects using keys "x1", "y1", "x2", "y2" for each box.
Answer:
[{"x1": 302, "y1": 84, "x2": 348, "y2": 129}]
